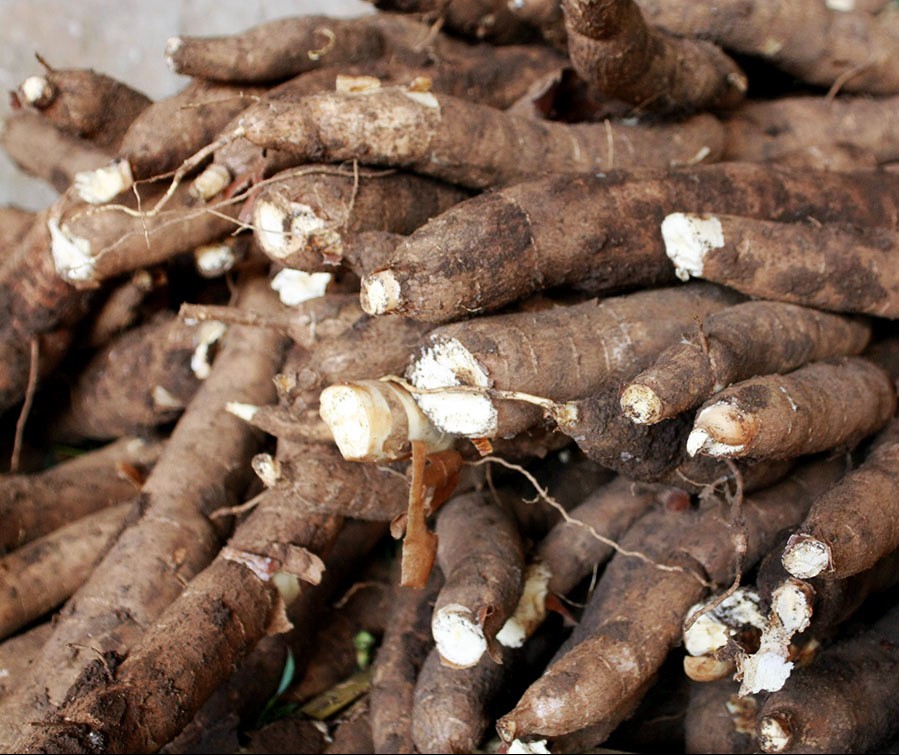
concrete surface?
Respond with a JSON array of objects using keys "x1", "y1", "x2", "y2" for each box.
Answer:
[{"x1": 0, "y1": 0, "x2": 372, "y2": 209}]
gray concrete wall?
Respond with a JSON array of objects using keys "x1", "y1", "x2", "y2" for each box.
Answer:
[{"x1": 0, "y1": 0, "x2": 372, "y2": 209}]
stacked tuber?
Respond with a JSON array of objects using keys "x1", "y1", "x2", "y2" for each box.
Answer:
[{"x1": 2, "y1": 3, "x2": 899, "y2": 754}]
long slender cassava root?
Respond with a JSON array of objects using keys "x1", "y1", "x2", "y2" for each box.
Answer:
[{"x1": 6, "y1": 4, "x2": 899, "y2": 752}]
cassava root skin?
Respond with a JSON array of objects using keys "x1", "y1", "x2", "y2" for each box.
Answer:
[
  {"x1": 562, "y1": 0, "x2": 747, "y2": 113},
  {"x1": 621, "y1": 301, "x2": 872, "y2": 425},
  {"x1": 359, "y1": 163, "x2": 899, "y2": 323},
  {"x1": 686, "y1": 356, "x2": 896, "y2": 460}
]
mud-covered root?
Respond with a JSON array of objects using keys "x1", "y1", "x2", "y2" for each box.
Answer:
[
  {"x1": 13, "y1": 62, "x2": 151, "y2": 147},
  {"x1": 0, "y1": 109, "x2": 112, "y2": 193},
  {"x1": 251, "y1": 166, "x2": 468, "y2": 273},
  {"x1": 357, "y1": 163, "x2": 899, "y2": 324},
  {"x1": 50, "y1": 311, "x2": 212, "y2": 442},
  {"x1": 686, "y1": 356, "x2": 896, "y2": 460},
  {"x1": 241, "y1": 83, "x2": 725, "y2": 192},
  {"x1": 535, "y1": 475, "x2": 660, "y2": 597},
  {"x1": 370, "y1": 564, "x2": 442, "y2": 754},
  {"x1": 639, "y1": 0, "x2": 899, "y2": 95},
  {"x1": 561, "y1": 0, "x2": 747, "y2": 113},
  {"x1": 722, "y1": 93, "x2": 899, "y2": 166},
  {"x1": 252, "y1": 440, "x2": 412, "y2": 521},
  {"x1": 781, "y1": 414, "x2": 899, "y2": 581},
  {"x1": 663, "y1": 211, "x2": 899, "y2": 317},
  {"x1": 74, "y1": 79, "x2": 265, "y2": 204},
  {"x1": 0, "y1": 434, "x2": 162, "y2": 554},
  {"x1": 684, "y1": 678, "x2": 759, "y2": 754},
  {"x1": 165, "y1": 15, "x2": 387, "y2": 83},
  {"x1": 754, "y1": 602, "x2": 899, "y2": 754},
  {"x1": 15, "y1": 494, "x2": 342, "y2": 755},
  {"x1": 0, "y1": 500, "x2": 133, "y2": 640},
  {"x1": 431, "y1": 490, "x2": 525, "y2": 669},
  {"x1": 495, "y1": 457, "x2": 845, "y2": 743},
  {"x1": 405, "y1": 283, "x2": 740, "y2": 439},
  {"x1": 621, "y1": 301, "x2": 872, "y2": 426}
]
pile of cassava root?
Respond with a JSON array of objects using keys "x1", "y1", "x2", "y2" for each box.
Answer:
[{"x1": 5, "y1": 0, "x2": 899, "y2": 752}]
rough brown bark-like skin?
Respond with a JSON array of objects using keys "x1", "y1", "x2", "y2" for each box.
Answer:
[
  {"x1": 370, "y1": 0, "x2": 539, "y2": 44},
  {"x1": 408, "y1": 283, "x2": 739, "y2": 437},
  {"x1": 262, "y1": 441, "x2": 411, "y2": 521},
  {"x1": 0, "y1": 502, "x2": 131, "y2": 640},
  {"x1": 755, "y1": 604, "x2": 899, "y2": 754},
  {"x1": 52, "y1": 312, "x2": 201, "y2": 441},
  {"x1": 0, "y1": 623, "x2": 52, "y2": 705},
  {"x1": 0, "y1": 110, "x2": 111, "y2": 192},
  {"x1": 371, "y1": 565, "x2": 442, "y2": 754},
  {"x1": 367, "y1": 162, "x2": 899, "y2": 323},
  {"x1": 116, "y1": 78, "x2": 265, "y2": 180},
  {"x1": 496, "y1": 458, "x2": 845, "y2": 742},
  {"x1": 682, "y1": 213, "x2": 899, "y2": 318},
  {"x1": 0, "y1": 435, "x2": 162, "y2": 554},
  {"x1": 324, "y1": 698, "x2": 374, "y2": 754},
  {"x1": 241, "y1": 87, "x2": 725, "y2": 190},
  {"x1": 412, "y1": 642, "x2": 516, "y2": 754},
  {"x1": 723, "y1": 95, "x2": 899, "y2": 166},
  {"x1": 291, "y1": 312, "x2": 434, "y2": 398},
  {"x1": 14, "y1": 67, "x2": 151, "y2": 148},
  {"x1": 693, "y1": 356, "x2": 897, "y2": 460},
  {"x1": 536, "y1": 476, "x2": 658, "y2": 597},
  {"x1": 637, "y1": 0, "x2": 899, "y2": 95},
  {"x1": 786, "y1": 416, "x2": 899, "y2": 580},
  {"x1": 625, "y1": 301, "x2": 872, "y2": 424},
  {"x1": 684, "y1": 679, "x2": 758, "y2": 754},
  {"x1": 0, "y1": 213, "x2": 90, "y2": 412},
  {"x1": 166, "y1": 15, "x2": 386, "y2": 83},
  {"x1": 563, "y1": 0, "x2": 746, "y2": 113},
  {"x1": 17, "y1": 498, "x2": 342, "y2": 755},
  {"x1": 0, "y1": 275, "x2": 286, "y2": 752},
  {"x1": 252, "y1": 167, "x2": 468, "y2": 272},
  {"x1": 50, "y1": 178, "x2": 240, "y2": 289},
  {"x1": 432, "y1": 490, "x2": 525, "y2": 666}
]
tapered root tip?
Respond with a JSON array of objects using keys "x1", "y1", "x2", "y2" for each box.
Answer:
[
  {"x1": 757, "y1": 713, "x2": 793, "y2": 753},
  {"x1": 432, "y1": 603, "x2": 487, "y2": 669},
  {"x1": 661, "y1": 212, "x2": 723, "y2": 282},
  {"x1": 620, "y1": 383, "x2": 663, "y2": 424},
  {"x1": 781, "y1": 533, "x2": 832, "y2": 579},
  {"x1": 360, "y1": 270, "x2": 401, "y2": 314}
]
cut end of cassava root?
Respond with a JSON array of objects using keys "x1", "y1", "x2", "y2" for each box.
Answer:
[
  {"x1": 254, "y1": 195, "x2": 339, "y2": 262},
  {"x1": 270, "y1": 269, "x2": 332, "y2": 307},
  {"x1": 781, "y1": 533, "x2": 833, "y2": 579},
  {"x1": 164, "y1": 36, "x2": 183, "y2": 70},
  {"x1": 757, "y1": 713, "x2": 793, "y2": 753},
  {"x1": 683, "y1": 587, "x2": 765, "y2": 657},
  {"x1": 431, "y1": 603, "x2": 488, "y2": 669},
  {"x1": 318, "y1": 379, "x2": 453, "y2": 462},
  {"x1": 19, "y1": 75, "x2": 54, "y2": 107},
  {"x1": 407, "y1": 337, "x2": 497, "y2": 437},
  {"x1": 360, "y1": 270, "x2": 401, "y2": 315},
  {"x1": 48, "y1": 217, "x2": 95, "y2": 284},
  {"x1": 620, "y1": 383, "x2": 664, "y2": 425},
  {"x1": 661, "y1": 212, "x2": 724, "y2": 282},
  {"x1": 74, "y1": 159, "x2": 134, "y2": 204},
  {"x1": 496, "y1": 561, "x2": 552, "y2": 649},
  {"x1": 687, "y1": 401, "x2": 756, "y2": 457}
]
